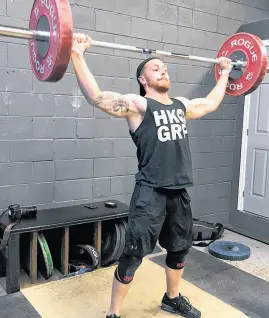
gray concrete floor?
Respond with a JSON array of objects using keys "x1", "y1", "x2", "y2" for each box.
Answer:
[{"x1": 148, "y1": 228, "x2": 269, "y2": 284}]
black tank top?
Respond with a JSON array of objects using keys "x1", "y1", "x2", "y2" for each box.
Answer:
[{"x1": 130, "y1": 97, "x2": 193, "y2": 189}]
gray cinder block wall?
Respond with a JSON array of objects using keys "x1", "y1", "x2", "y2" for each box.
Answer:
[{"x1": 1, "y1": 0, "x2": 269, "y2": 223}]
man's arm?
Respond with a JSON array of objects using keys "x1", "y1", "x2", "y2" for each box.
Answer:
[
  {"x1": 71, "y1": 34, "x2": 146, "y2": 118},
  {"x1": 71, "y1": 52, "x2": 145, "y2": 118},
  {"x1": 175, "y1": 57, "x2": 232, "y2": 120}
]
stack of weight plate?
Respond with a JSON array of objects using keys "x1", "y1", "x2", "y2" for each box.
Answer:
[{"x1": 101, "y1": 218, "x2": 127, "y2": 267}]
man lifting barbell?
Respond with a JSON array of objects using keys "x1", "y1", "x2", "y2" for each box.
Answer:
[
  {"x1": 71, "y1": 33, "x2": 232, "y2": 318},
  {"x1": 0, "y1": 1, "x2": 268, "y2": 317}
]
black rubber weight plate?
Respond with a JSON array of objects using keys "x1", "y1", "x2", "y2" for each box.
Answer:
[
  {"x1": 101, "y1": 222, "x2": 121, "y2": 266},
  {"x1": 71, "y1": 244, "x2": 99, "y2": 269},
  {"x1": 107, "y1": 220, "x2": 126, "y2": 266},
  {"x1": 208, "y1": 240, "x2": 251, "y2": 261}
]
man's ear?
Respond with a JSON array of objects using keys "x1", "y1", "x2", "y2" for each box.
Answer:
[{"x1": 138, "y1": 75, "x2": 146, "y2": 85}]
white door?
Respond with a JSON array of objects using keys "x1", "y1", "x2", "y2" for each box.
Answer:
[{"x1": 242, "y1": 73, "x2": 269, "y2": 219}]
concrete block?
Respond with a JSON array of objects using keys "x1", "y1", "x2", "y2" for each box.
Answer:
[
  {"x1": 34, "y1": 161, "x2": 54, "y2": 183},
  {"x1": 148, "y1": 0, "x2": 178, "y2": 25},
  {"x1": 53, "y1": 95, "x2": 93, "y2": 118},
  {"x1": 206, "y1": 182, "x2": 231, "y2": 198},
  {"x1": 131, "y1": 17, "x2": 163, "y2": 41},
  {"x1": 10, "y1": 140, "x2": 53, "y2": 162},
  {"x1": 6, "y1": 0, "x2": 32, "y2": 20},
  {"x1": 8, "y1": 182, "x2": 54, "y2": 206},
  {"x1": 194, "y1": 0, "x2": 221, "y2": 15},
  {"x1": 113, "y1": 35, "x2": 147, "y2": 59},
  {"x1": 0, "y1": 162, "x2": 33, "y2": 186},
  {"x1": 96, "y1": 10, "x2": 131, "y2": 36},
  {"x1": 0, "y1": 68, "x2": 32, "y2": 93},
  {"x1": 229, "y1": 19, "x2": 243, "y2": 35},
  {"x1": 217, "y1": 16, "x2": 231, "y2": 35},
  {"x1": 72, "y1": 5, "x2": 94, "y2": 30},
  {"x1": 76, "y1": 118, "x2": 95, "y2": 139},
  {"x1": 111, "y1": 175, "x2": 135, "y2": 195},
  {"x1": 223, "y1": 136, "x2": 235, "y2": 152},
  {"x1": 0, "y1": 116, "x2": 33, "y2": 140},
  {"x1": 92, "y1": 55, "x2": 129, "y2": 77},
  {"x1": 0, "y1": 1, "x2": 6, "y2": 16},
  {"x1": 76, "y1": 139, "x2": 113, "y2": 159},
  {"x1": 113, "y1": 138, "x2": 136, "y2": 157},
  {"x1": 218, "y1": 0, "x2": 231, "y2": 18},
  {"x1": 162, "y1": 24, "x2": 178, "y2": 44},
  {"x1": 94, "y1": 157, "x2": 137, "y2": 177},
  {"x1": 33, "y1": 73, "x2": 78, "y2": 95},
  {"x1": 54, "y1": 179, "x2": 93, "y2": 201},
  {"x1": 93, "y1": 178, "x2": 111, "y2": 198},
  {"x1": 0, "y1": 93, "x2": 9, "y2": 115},
  {"x1": 7, "y1": 43, "x2": 30, "y2": 69},
  {"x1": 205, "y1": 32, "x2": 229, "y2": 51},
  {"x1": 8, "y1": 93, "x2": 54, "y2": 117},
  {"x1": 54, "y1": 140, "x2": 76, "y2": 160},
  {"x1": 92, "y1": 119, "x2": 130, "y2": 138},
  {"x1": 177, "y1": 65, "x2": 207, "y2": 84},
  {"x1": 177, "y1": 27, "x2": 205, "y2": 49},
  {"x1": 33, "y1": 118, "x2": 76, "y2": 139},
  {"x1": 55, "y1": 159, "x2": 93, "y2": 181},
  {"x1": 115, "y1": 0, "x2": 147, "y2": 18},
  {"x1": 212, "y1": 120, "x2": 236, "y2": 136},
  {"x1": 187, "y1": 184, "x2": 207, "y2": 202},
  {"x1": 0, "y1": 42, "x2": 7, "y2": 67},
  {"x1": 177, "y1": 7, "x2": 193, "y2": 27},
  {"x1": 76, "y1": 0, "x2": 114, "y2": 11},
  {"x1": 223, "y1": 104, "x2": 237, "y2": 120},
  {"x1": 0, "y1": 141, "x2": 9, "y2": 162},
  {"x1": 193, "y1": 11, "x2": 218, "y2": 32}
]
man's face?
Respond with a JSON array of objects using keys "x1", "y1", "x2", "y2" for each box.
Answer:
[{"x1": 139, "y1": 59, "x2": 170, "y2": 94}]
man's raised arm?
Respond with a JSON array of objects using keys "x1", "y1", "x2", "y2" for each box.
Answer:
[
  {"x1": 175, "y1": 56, "x2": 232, "y2": 120},
  {"x1": 71, "y1": 34, "x2": 144, "y2": 118}
]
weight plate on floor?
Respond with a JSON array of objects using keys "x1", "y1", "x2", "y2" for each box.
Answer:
[{"x1": 208, "y1": 240, "x2": 251, "y2": 261}]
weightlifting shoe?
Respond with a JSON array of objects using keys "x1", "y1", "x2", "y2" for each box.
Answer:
[{"x1": 161, "y1": 293, "x2": 201, "y2": 317}]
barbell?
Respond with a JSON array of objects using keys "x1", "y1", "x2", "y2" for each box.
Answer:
[{"x1": 0, "y1": 0, "x2": 268, "y2": 97}]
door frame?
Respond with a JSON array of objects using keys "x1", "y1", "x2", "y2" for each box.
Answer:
[{"x1": 237, "y1": 40, "x2": 269, "y2": 212}]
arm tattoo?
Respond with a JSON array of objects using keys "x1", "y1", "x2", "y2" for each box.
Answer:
[{"x1": 94, "y1": 92, "x2": 130, "y2": 114}]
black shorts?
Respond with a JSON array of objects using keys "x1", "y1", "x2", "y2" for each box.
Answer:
[{"x1": 123, "y1": 183, "x2": 193, "y2": 258}]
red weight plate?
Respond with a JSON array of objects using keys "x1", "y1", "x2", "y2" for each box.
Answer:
[
  {"x1": 215, "y1": 32, "x2": 268, "y2": 96},
  {"x1": 29, "y1": 0, "x2": 73, "y2": 82}
]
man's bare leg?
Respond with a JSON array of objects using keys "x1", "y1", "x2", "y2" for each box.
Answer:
[
  {"x1": 165, "y1": 266, "x2": 184, "y2": 299},
  {"x1": 107, "y1": 277, "x2": 132, "y2": 317}
]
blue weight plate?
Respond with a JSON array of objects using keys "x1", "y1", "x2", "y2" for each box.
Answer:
[{"x1": 208, "y1": 240, "x2": 251, "y2": 261}]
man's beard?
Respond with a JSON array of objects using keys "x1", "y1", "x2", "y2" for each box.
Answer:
[{"x1": 148, "y1": 78, "x2": 170, "y2": 93}]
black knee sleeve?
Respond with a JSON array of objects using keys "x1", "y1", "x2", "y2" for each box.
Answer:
[
  {"x1": 114, "y1": 255, "x2": 143, "y2": 285},
  {"x1": 165, "y1": 248, "x2": 189, "y2": 270}
]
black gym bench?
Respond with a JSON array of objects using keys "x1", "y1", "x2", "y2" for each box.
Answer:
[{"x1": 0, "y1": 200, "x2": 129, "y2": 294}]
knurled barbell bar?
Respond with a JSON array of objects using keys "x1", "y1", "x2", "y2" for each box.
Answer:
[{"x1": 0, "y1": 0, "x2": 268, "y2": 96}]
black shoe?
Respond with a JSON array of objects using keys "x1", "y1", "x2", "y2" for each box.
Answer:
[
  {"x1": 161, "y1": 293, "x2": 201, "y2": 317},
  {"x1": 106, "y1": 315, "x2": 121, "y2": 318}
]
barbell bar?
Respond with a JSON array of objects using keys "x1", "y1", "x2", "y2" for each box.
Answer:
[
  {"x1": 0, "y1": 0, "x2": 268, "y2": 97},
  {"x1": 0, "y1": 24, "x2": 245, "y2": 68}
]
